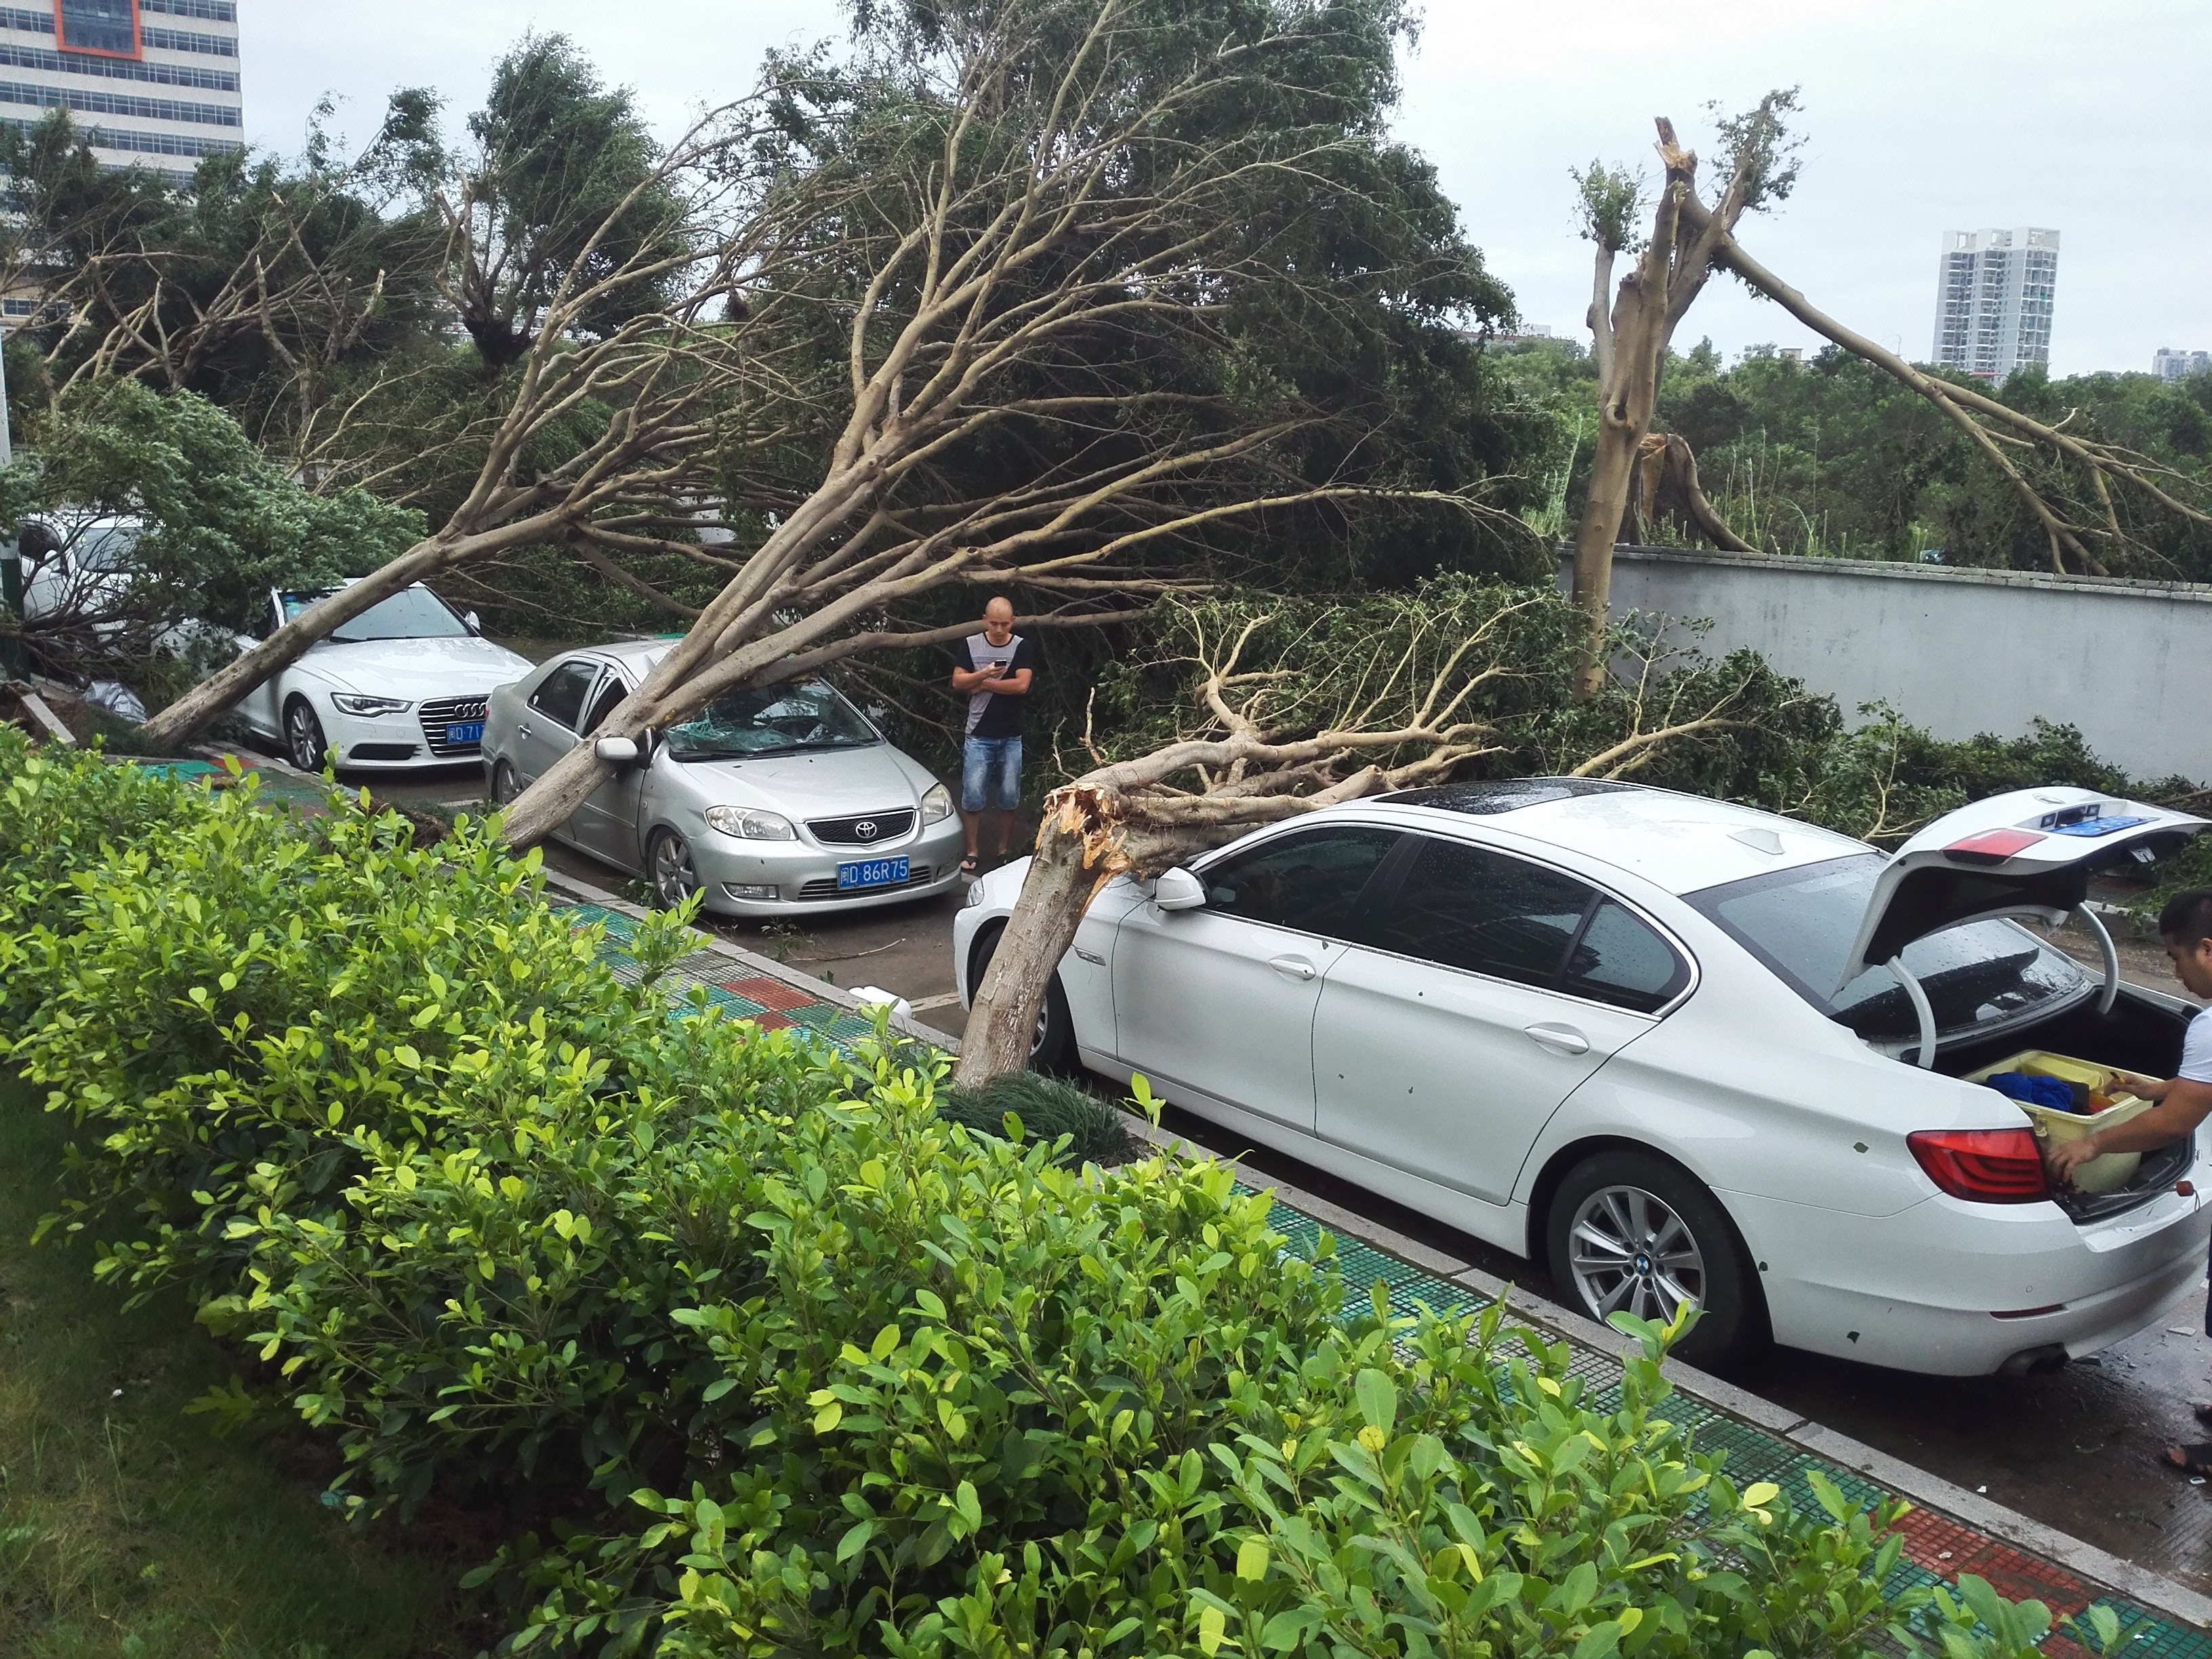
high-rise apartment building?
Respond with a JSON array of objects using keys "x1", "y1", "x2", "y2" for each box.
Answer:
[
  {"x1": 0, "y1": 1, "x2": 242, "y2": 186},
  {"x1": 2153, "y1": 348, "x2": 2211, "y2": 381},
  {"x1": 1931, "y1": 227, "x2": 2060, "y2": 382}
]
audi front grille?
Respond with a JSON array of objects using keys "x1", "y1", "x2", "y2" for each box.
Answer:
[{"x1": 419, "y1": 696, "x2": 491, "y2": 758}]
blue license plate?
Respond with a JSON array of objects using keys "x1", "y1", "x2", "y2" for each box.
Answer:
[
  {"x1": 445, "y1": 720, "x2": 485, "y2": 744},
  {"x1": 837, "y1": 856, "x2": 909, "y2": 890}
]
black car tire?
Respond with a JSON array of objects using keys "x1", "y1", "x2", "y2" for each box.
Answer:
[
  {"x1": 489, "y1": 760, "x2": 520, "y2": 807},
  {"x1": 647, "y1": 828, "x2": 701, "y2": 910},
  {"x1": 1545, "y1": 1148, "x2": 1762, "y2": 1369},
  {"x1": 968, "y1": 921, "x2": 1075, "y2": 1073},
  {"x1": 284, "y1": 697, "x2": 329, "y2": 773}
]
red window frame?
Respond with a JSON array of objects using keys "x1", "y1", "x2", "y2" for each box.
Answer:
[{"x1": 52, "y1": 0, "x2": 142, "y2": 60}]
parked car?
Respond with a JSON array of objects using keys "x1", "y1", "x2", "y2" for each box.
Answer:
[
  {"x1": 954, "y1": 778, "x2": 2211, "y2": 1375},
  {"x1": 16, "y1": 514, "x2": 144, "y2": 625},
  {"x1": 232, "y1": 583, "x2": 535, "y2": 772},
  {"x1": 481, "y1": 640, "x2": 964, "y2": 918}
]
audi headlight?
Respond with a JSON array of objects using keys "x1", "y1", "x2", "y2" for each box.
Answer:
[
  {"x1": 920, "y1": 781, "x2": 953, "y2": 824},
  {"x1": 331, "y1": 693, "x2": 413, "y2": 717},
  {"x1": 704, "y1": 804, "x2": 796, "y2": 840}
]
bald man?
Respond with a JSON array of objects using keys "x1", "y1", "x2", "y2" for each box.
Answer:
[{"x1": 949, "y1": 596, "x2": 1036, "y2": 873}]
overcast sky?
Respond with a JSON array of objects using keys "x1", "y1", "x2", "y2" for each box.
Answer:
[{"x1": 239, "y1": 0, "x2": 2207, "y2": 378}]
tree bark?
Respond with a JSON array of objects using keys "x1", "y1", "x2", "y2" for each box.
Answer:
[
  {"x1": 951, "y1": 815, "x2": 1102, "y2": 1086},
  {"x1": 1570, "y1": 415, "x2": 1642, "y2": 692}
]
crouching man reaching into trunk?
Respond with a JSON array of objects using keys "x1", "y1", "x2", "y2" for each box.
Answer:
[{"x1": 2044, "y1": 886, "x2": 2212, "y2": 1477}]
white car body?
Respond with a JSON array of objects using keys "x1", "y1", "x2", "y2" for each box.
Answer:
[
  {"x1": 481, "y1": 640, "x2": 966, "y2": 918},
  {"x1": 954, "y1": 779, "x2": 2211, "y2": 1376},
  {"x1": 232, "y1": 583, "x2": 535, "y2": 772}
]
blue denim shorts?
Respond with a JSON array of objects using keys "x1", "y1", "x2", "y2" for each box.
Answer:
[{"x1": 962, "y1": 735, "x2": 1023, "y2": 812}]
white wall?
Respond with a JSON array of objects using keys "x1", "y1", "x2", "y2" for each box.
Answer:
[{"x1": 1559, "y1": 548, "x2": 2212, "y2": 785}]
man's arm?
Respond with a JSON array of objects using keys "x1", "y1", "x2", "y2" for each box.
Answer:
[
  {"x1": 980, "y1": 666, "x2": 1032, "y2": 695},
  {"x1": 950, "y1": 662, "x2": 996, "y2": 692},
  {"x1": 2046, "y1": 1076, "x2": 2212, "y2": 1181}
]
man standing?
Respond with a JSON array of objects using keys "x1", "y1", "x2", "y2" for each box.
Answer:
[{"x1": 949, "y1": 596, "x2": 1036, "y2": 874}]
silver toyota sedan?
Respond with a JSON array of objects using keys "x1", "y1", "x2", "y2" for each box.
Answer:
[{"x1": 483, "y1": 640, "x2": 965, "y2": 917}]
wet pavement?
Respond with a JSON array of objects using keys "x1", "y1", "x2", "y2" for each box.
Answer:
[{"x1": 331, "y1": 762, "x2": 2212, "y2": 1591}]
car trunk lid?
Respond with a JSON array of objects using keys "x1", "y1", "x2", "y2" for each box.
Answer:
[{"x1": 1839, "y1": 787, "x2": 2205, "y2": 987}]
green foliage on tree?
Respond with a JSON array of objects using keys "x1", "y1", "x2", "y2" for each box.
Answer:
[{"x1": 0, "y1": 380, "x2": 426, "y2": 684}]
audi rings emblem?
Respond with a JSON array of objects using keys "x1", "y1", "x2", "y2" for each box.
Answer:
[{"x1": 854, "y1": 820, "x2": 878, "y2": 840}]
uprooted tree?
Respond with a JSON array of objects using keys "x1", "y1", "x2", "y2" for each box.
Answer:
[
  {"x1": 1566, "y1": 95, "x2": 2212, "y2": 685},
  {"x1": 956, "y1": 580, "x2": 1809, "y2": 1082},
  {"x1": 489, "y1": 0, "x2": 1527, "y2": 848}
]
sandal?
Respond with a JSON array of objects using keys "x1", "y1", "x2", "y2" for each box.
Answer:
[
  {"x1": 2159, "y1": 1442, "x2": 2212, "y2": 1477},
  {"x1": 960, "y1": 855, "x2": 981, "y2": 876}
]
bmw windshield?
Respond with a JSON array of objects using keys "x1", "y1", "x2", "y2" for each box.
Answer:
[
  {"x1": 664, "y1": 682, "x2": 878, "y2": 760},
  {"x1": 1686, "y1": 853, "x2": 2088, "y2": 1041}
]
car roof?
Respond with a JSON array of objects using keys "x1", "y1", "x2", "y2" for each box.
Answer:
[
  {"x1": 1343, "y1": 778, "x2": 1870, "y2": 896},
  {"x1": 577, "y1": 638, "x2": 676, "y2": 672}
]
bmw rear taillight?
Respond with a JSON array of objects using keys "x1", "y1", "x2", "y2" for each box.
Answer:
[{"x1": 1907, "y1": 1128, "x2": 2051, "y2": 1204}]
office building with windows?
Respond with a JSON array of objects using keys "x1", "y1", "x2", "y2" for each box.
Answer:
[
  {"x1": 2154, "y1": 348, "x2": 2211, "y2": 381},
  {"x1": 1931, "y1": 227, "x2": 2060, "y2": 382},
  {"x1": 0, "y1": 1, "x2": 241, "y2": 186}
]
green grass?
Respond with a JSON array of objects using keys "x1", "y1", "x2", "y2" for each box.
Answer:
[{"x1": 0, "y1": 1074, "x2": 487, "y2": 1658}]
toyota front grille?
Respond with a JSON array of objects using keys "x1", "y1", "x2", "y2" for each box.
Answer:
[
  {"x1": 806, "y1": 808, "x2": 917, "y2": 846},
  {"x1": 796, "y1": 865, "x2": 935, "y2": 901}
]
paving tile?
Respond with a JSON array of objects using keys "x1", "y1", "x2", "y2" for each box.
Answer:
[{"x1": 719, "y1": 975, "x2": 821, "y2": 1012}]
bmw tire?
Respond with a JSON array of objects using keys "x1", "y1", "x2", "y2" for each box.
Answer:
[
  {"x1": 968, "y1": 921, "x2": 1075, "y2": 1073},
  {"x1": 489, "y1": 760, "x2": 520, "y2": 807},
  {"x1": 1545, "y1": 1149, "x2": 1761, "y2": 1368},
  {"x1": 284, "y1": 696, "x2": 329, "y2": 773}
]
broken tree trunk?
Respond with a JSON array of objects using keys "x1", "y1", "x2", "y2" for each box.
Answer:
[{"x1": 1625, "y1": 432, "x2": 1757, "y2": 553}]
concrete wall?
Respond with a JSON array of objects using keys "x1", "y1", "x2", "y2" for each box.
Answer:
[{"x1": 1558, "y1": 547, "x2": 2212, "y2": 783}]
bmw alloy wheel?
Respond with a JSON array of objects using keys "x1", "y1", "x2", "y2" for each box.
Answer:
[
  {"x1": 1565, "y1": 1184, "x2": 1707, "y2": 1323},
  {"x1": 649, "y1": 830, "x2": 699, "y2": 909}
]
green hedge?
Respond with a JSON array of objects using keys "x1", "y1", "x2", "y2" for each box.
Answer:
[{"x1": 0, "y1": 731, "x2": 2117, "y2": 1658}]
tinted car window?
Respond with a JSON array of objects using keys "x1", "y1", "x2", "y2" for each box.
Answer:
[
  {"x1": 1687, "y1": 853, "x2": 2087, "y2": 1039},
  {"x1": 1201, "y1": 827, "x2": 1399, "y2": 938},
  {"x1": 529, "y1": 661, "x2": 599, "y2": 731},
  {"x1": 1563, "y1": 899, "x2": 1689, "y2": 1012},
  {"x1": 581, "y1": 674, "x2": 629, "y2": 736},
  {"x1": 1372, "y1": 837, "x2": 1595, "y2": 987}
]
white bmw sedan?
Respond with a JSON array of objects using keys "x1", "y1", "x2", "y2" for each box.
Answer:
[{"x1": 954, "y1": 779, "x2": 2210, "y2": 1375}]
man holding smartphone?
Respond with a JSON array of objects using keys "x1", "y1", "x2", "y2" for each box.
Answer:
[{"x1": 949, "y1": 596, "x2": 1036, "y2": 874}]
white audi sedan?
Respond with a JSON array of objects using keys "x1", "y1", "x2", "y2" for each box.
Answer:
[
  {"x1": 233, "y1": 583, "x2": 535, "y2": 773},
  {"x1": 955, "y1": 779, "x2": 2210, "y2": 1375},
  {"x1": 482, "y1": 640, "x2": 966, "y2": 918}
]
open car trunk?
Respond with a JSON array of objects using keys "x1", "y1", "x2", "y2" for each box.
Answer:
[
  {"x1": 1936, "y1": 982, "x2": 2197, "y2": 1222},
  {"x1": 1843, "y1": 787, "x2": 2209, "y2": 1225}
]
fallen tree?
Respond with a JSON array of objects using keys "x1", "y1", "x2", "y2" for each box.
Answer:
[
  {"x1": 492, "y1": 0, "x2": 1524, "y2": 848},
  {"x1": 956, "y1": 581, "x2": 1799, "y2": 1082}
]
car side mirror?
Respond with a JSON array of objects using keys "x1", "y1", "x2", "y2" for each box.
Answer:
[
  {"x1": 1153, "y1": 867, "x2": 1206, "y2": 912},
  {"x1": 594, "y1": 735, "x2": 640, "y2": 766},
  {"x1": 464, "y1": 611, "x2": 482, "y2": 635}
]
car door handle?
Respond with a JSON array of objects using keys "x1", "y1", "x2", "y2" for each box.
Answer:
[
  {"x1": 516, "y1": 722, "x2": 533, "y2": 737},
  {"x1": 1268, "y1": 954, "x2": 1318, "y2": 982},
  {"x1": 1524, "y1": 1022, "x2": 1591, "y2": 1056}
]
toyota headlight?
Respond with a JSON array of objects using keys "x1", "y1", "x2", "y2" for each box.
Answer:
[
  {"x1": 704, "y1": 804, "x2": 796, "y2": 840},
  {"x1": 920, "y1": 781, "x2": 953, "y2": 824},
  {"x1": 331, "y1": 694, "x2": 413, "y2": 716}
]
